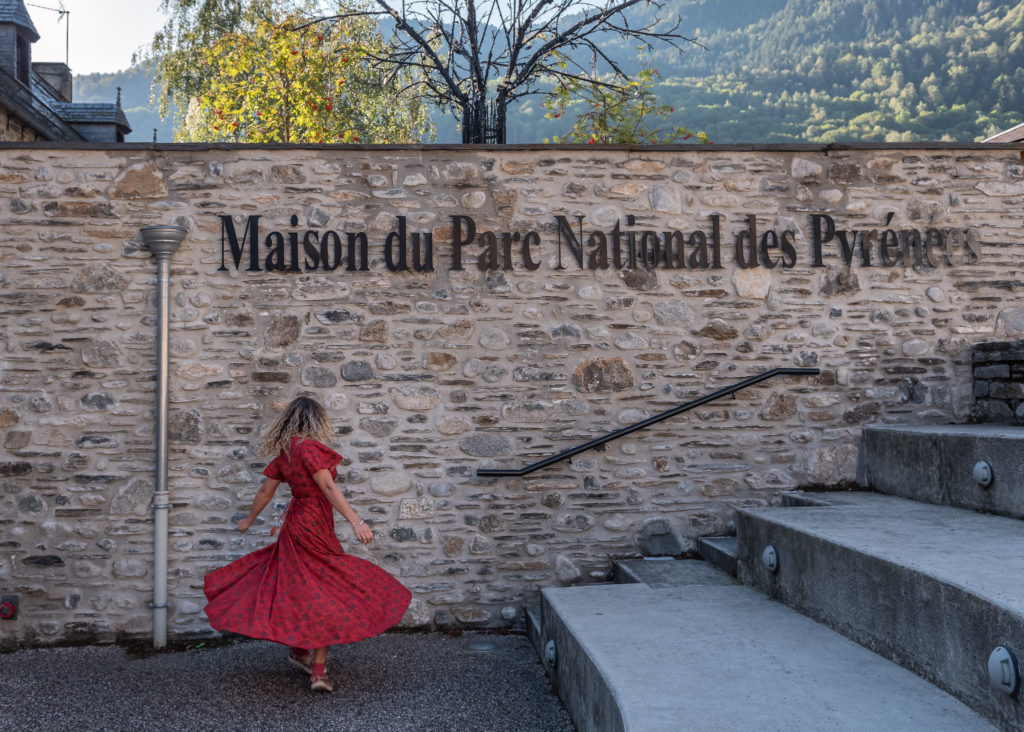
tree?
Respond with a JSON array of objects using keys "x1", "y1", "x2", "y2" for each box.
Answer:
[
  {"x1": 177, "y1": 12, "x2": 430, "y2": 142},
  {"x1": 309, "y1": 0, "x2": 700, "y2": 143},
  {"x1": 148, "y1": 0, "x2": 274, "y2": 123},
  {"x1": 543, "y1": 67, "x2": 709, "y2": 144},
  {"x1": 148, "y1": 0, "x2": 430, "y2": 143}
]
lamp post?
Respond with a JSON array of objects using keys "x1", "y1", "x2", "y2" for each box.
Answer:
[{"x1": 140, "y1": 225, "x2": 186, "y2": 649}]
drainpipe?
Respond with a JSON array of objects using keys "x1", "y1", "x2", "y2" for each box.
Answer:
[{"x1": 140, "y1": 225, "x2": 186, "y2": 649}]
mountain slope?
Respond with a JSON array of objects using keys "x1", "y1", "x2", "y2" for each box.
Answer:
[
  {"x1": 646, "y1": 0, "x2": 1024, "y2": 141},
  {"x1": 73, "y1": 0, "x2": 1024, "y2": 144},
  {"x1": 73, "y1": 66, "x2": 174, "y2": 143}
]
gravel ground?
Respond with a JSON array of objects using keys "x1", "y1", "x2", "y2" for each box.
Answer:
[{"x1": 0, "y1": 632, "x2": 574, "y2": 732}]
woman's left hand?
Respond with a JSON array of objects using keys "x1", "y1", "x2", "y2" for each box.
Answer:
[{"x1": 353, "y1": 521, "x2": 374, "y2": 545}]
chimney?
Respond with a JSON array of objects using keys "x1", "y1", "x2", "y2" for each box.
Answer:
[{"x1": 33, "y1": 62, "x2": 73, "y2": 102}]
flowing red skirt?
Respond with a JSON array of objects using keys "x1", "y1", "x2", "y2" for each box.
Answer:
[{"x1": 204, "y1": 496, "x2": 411, "y2": 648}]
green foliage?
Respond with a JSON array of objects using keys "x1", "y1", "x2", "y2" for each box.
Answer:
[
  {"x1": 633, "y1": 0, "x2": 1024, "y2": 142},
  {"x1": 542, "y1": 68, "x2": 709, "y2": 144},
  {"x1": 130, "y1": 0, "x2": 1024, "y2": 143},
  {"x1": 147, "y1": 0, "x2": 277, "y2": 122},
  {"x1": 177, "y1": 12, "x2": 431, "y2": 143}
]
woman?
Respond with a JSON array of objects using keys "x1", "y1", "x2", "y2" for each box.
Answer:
[{"x1": 203, "y1": 396, "x2": 411, "y2": 692}]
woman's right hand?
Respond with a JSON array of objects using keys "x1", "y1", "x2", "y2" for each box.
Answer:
[
  {"x1": 238, "y1": 516, "x2": 253, "y2": 533},
  {"x1": 353, "y1": 521, "x2": 373, "y2": 545}
]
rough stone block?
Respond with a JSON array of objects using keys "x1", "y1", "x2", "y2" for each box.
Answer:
[
  {"x1": 637, "y1": 518, "x2": 685, "y2": 557},
  {"x1": 974, "y1": 364, "x2": 1011, "y2": 379}
]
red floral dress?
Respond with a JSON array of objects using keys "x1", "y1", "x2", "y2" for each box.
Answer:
[{"x1": 203, "y1": 437, "x2": 411, "y2": 648}]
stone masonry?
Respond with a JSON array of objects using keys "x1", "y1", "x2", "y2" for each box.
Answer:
[
  {"x1": 1, "y1": 142, "x2": 1023, "y2": 647},
  {"x1": 972, "y1": 339, "x2": 1024, "y2": 423},
  {"x1": 0, "y1": 100, "x2": 46, "y2": 142}
]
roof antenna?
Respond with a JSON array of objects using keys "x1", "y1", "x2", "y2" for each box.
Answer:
[
  {"x1": 26, "y1": 2, "x2": 69, "y2": 66},
  {"x1": 57, "y1": 2, "x2": 67, "y2": 66}
]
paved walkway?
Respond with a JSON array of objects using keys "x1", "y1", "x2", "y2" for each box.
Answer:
[{"x1": 0, "y1": 632, "x2": 573, "y2": 732}]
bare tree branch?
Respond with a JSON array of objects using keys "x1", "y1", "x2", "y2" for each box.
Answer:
[
  {"x1": 362, "y1": 0, "x2": 472, "y2": 106},
  {"x1": 307, "y1": 0, "x2": 699, "y2": 141}
]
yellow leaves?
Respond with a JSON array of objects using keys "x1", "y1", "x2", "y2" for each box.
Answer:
[{"x1": 178, "y1": 9, "x2": 430, "y2": 144}]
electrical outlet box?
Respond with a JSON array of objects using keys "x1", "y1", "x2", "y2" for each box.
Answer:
[{"x1": 0, "y1": 595, "x2": 18, "y2": 620}]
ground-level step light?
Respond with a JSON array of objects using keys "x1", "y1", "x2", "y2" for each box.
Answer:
[
  {"x1": 988, "y1": 646, "x2": 1019, "y2": 695},
  {"x1": 972, "y1": 460, "x2": 994, "y2": 488},
  {"x1": 544, "y1": 639, "x2": 557, "y2": 668}
]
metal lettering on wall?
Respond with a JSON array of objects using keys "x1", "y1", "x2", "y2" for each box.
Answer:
[{"x1": 217, "y1": 212, "x2": 983, "y2": 274}]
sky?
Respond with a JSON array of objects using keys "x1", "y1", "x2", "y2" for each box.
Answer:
[{"x1": 25, "y1": 0, "x2": 168, "y2": 75}]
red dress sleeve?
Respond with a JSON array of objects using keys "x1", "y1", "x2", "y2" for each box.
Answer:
[
  {"x1": 263, "y1": 453, "x2": 285, "y2": 481},
  {"x1": 296, "y1": 439, "x2": 343, "y2": 475}
]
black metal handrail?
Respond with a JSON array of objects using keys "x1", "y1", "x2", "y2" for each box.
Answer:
[{"x1": 476, "y1": 367, "x2": 820, "y2": 478}]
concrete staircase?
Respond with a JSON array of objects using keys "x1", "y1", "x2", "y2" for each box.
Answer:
[{"x1": 530, "y1": 425, "x2": 1024, "y2": 731}]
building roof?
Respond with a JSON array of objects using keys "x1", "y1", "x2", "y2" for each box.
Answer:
[
  {"x1": 983, "y1": 122, "x2": 1024, "y2": 143},
  {"x1": 0, "y1": 0, "x2": 132, "y2": 141},
  {"x1": 52, "y1": 100, "x2": 132, "y2": 132},
  {"x1": 0, "y1": 63, "x2": 132, "y2": 141},
  {"x1": 0, "y1": 0, "x2": 40, "y2": 42},
  {"x1": 0, "y1": 64, "x2": 83, "y2": 139}
]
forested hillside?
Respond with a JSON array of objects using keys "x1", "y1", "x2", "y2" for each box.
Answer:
[
  {"x1": 74, "y1": 66, "x2": 171, "y2": 143},
  {"x1": 651, "y1": 0, "x2": 1024, "y2": 142},
  {"x1": 74, "y1": 0, "x2": 1024, "y2": 143},
  {"x1": 523, "y1": 0, "x2": 1024, "y2": 142}
]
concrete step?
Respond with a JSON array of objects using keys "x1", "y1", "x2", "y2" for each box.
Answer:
[
  {"x1": 613, "y1": 556, "x2": 737, "y2": 588},
  {"x1": 537, "y1": 559, "x2": 992, "y2": 732},
  {"x1": 525, "y1": 601, "x2": 542, "y2": 657},
  {"x1": 781, "y1": 490, "x2": 836, "y2": 507},
  {"x1": 737, "y1": 491, "x2": 1024, "y2": 731},
  {"x1": 861, "y1": 424, "x2": 1024, "y2": 519},
  {"x1": 697, "y1": 535, "x2": 738, "y2": 577}
]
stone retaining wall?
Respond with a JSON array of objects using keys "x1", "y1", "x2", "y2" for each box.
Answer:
[
  {"x1": 972, "y1": 340, "x2": 1024, "y2": 423},
  {"x1": 1, "y1": 142, "x2": 1023, "y2": 647}
]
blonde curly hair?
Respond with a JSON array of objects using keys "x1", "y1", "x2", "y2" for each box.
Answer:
[{"x1": 260, "y1": 396, "x2": 333, "y2": 457}]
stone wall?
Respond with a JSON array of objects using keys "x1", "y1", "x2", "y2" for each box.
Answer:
[
  {"x1": 1, "y1": 142, "x2": 1023, "y2": 647},
  {"x1": 972, "y1": 340, "x2": 1024, "y2": 423},
  {"x1": 0, "y1": 99, "x2": 46, "y2": 142}
]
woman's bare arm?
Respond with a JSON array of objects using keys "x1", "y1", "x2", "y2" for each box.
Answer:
[
  {"x1": 312, "y1": 468, "x2": 374, "y2": 545},
  {"x1": 238, "y1": 478, "x2": 280, "y2": 533}
]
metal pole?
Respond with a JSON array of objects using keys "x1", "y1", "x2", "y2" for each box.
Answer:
[{"x1": 140, "y1": 225, "x2": 186, "y2": 649}]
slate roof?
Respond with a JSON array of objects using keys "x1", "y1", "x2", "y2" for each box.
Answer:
[
  {"x1": 0, "y1": 0, "x2": 39, "y2": 42},
  {"x1": 52, "y1": 100, "x2": 132, "y2": 131},
  {"x1": 983, "y1": 122, "x2": 1024, "y2": 143},
  {"x1": 0, "y1": 63, "x2": 83, "y2": 139},
  {"x1": 0, "y1": 62, "x2": 132, "y2": 140},
  {"x1": 0, "y1": 0, "x2": 130, "y2": 140}
]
